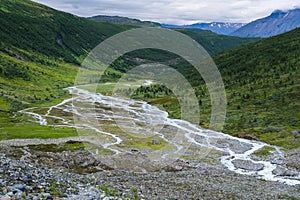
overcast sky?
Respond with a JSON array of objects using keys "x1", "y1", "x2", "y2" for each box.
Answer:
[{"x1": 32, "y1": 0, "x2": 300, "y2": 25}]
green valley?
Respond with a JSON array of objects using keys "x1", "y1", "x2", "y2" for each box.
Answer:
[
  {"x1": 0, "y1": 0, "x2": 298, "y2": 151},
  {"x1": 1, "y1": 0, "x2": 300, "y2": 199}
]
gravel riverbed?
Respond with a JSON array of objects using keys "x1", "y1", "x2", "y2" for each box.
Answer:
[{"x1": 0, "y1": 145, "x2": 299, "y2": 200}]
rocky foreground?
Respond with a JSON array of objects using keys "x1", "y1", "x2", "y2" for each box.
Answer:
[{"x1": 0, "y1": 145, "x2": 299, "y2": 200}]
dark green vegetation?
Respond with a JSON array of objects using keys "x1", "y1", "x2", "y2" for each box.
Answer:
[
  {"x1": 89, "y1": 15, "x2": 161, "y2": 27},
  {"x1": 27, "y1": 141, "x2": 86, "y2": 152},
  {"x1": 0, "y1": 0, "x2": 131, "y2": 65},
  {"x1": 176, "y1": 29, "x2": 258, "y2": 55},
  {"x1": 214, "y1": 28, "x2": 300, "y2": 150},
  {"x1": 0, "y1": 0, "x2": 298, "y2": 151},
  {"x1": 130, "y1": 84, "x2": 181, "y2": 118},
  {"x1": 123, "y1": 28, "x2": 300, "y2": 150}
]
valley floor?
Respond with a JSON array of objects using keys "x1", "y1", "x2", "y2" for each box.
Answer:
[{"x1": 0, "y1": 84, "x2": 300, "y2": 199}]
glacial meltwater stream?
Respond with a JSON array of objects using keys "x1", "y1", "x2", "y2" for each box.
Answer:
[{"x1": 13, "y1": 85, "x2": 300, "y2": 186}]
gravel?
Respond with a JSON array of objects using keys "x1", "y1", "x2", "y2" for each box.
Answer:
[
  {"x1": 0, "y1": 145, "x2": 299, "y2": 200},
  {"x1": 284, "y1": 148, "x2": 300, "y2": 171}
]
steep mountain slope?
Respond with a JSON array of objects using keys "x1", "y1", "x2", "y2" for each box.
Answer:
[
  {"x1": 0, "y1": 0, "x2": 131, "y2": 112},
  {"x1": 0, "y1": 0, "x2": 132, "y2": 65},
  {"x1": 231, "y1": 9, "x2": 300, "y2": 38},
  {"x1": 208, "y1": 28, "x2": 300, "y2": 148},
  {"x1": 163, "y1": 22, "x2": 245, "y2": 35},
  {"x1": 88, "y1": 15, "x2": 161, "y2": 27}
]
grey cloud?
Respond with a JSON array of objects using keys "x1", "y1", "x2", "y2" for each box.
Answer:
[{"x1": 33, "y1": 0, "x2": 300, "y2": 24}]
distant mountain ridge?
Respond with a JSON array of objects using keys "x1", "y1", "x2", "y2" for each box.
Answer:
[
  {"x1": 231, "y1": 8, "x2": 300, "y2": 38},
  {"x1": 162, "y1": 22, "x2": 245, "y2": 35},
  {"x1": 88, "y1": 15, "x2": 161, "y2": 27}
]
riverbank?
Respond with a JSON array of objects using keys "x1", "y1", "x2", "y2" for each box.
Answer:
[{"x1": 0, "y1": 145, "x2": 299, "y2": 200}]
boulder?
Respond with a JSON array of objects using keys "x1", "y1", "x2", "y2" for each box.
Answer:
[
  {"x1": 152, "y1": 140, "x2": 161, "y2": 145},
  {"x1": 232, "y1": 159, "x2": 264, "y2": 171}
]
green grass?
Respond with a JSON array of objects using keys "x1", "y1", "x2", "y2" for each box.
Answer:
[
  {"x1": 0, "y1": 97, "x2": 10, "y2": 111},
  {"x1": 252, "y1": 146, "x2": 276, "y2": 158},
  {"x1": 98, "y1": 184, "x2": 119, "y2": 197},
  {"x1": 258, "y1": 131, "x2": 300, "y2": 151},
  {"x1": 0, "y1": 123, "x2": 77, "y2": 140},
  {"x1": 25, "y1": 141, "x2": 114, "y2": 156},
  {"x1": 78, "y1": 80, "x2": 147, "y2": 95},
  {"x1": 123, "y1": 136, "x2": 168, "y2": 151},
  {"x1": 0, "y1": 48, "x2": 77, "y2": 112},
  {"x1": 0, "y1": 111, "x2": 77, "y2": 140}
]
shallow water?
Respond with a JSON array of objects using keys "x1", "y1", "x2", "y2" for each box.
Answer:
[{"x1": 20, "y1": 85, "x2": 300, "y2": 185}]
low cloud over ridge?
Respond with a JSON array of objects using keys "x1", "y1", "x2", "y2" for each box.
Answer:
[{"x1": 33, "y1": 0, "x2": 300, "y2": 25}]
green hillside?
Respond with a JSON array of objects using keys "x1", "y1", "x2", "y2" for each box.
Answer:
[
  {"x1": 177, "y1": 29, "x2": 258, "y2": 55},
  {"x1": 0, "y1": 0, "x2": 256, "y2": 63},
  {"x1": 130, "y1": 28, "x2": 300, "y2": 150},
  {"x1": 0, "y1": 0, "x2": 131, "y2": 65},
  {"x1": 214, "y1": 28, "x2": 300, "y2": 149},
  {"x1": 88, "y1": 15, "x2": 161, "y2": 27},
  {"x1": 0, "y1": 0, "x2": 131, "y2": 112}
]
